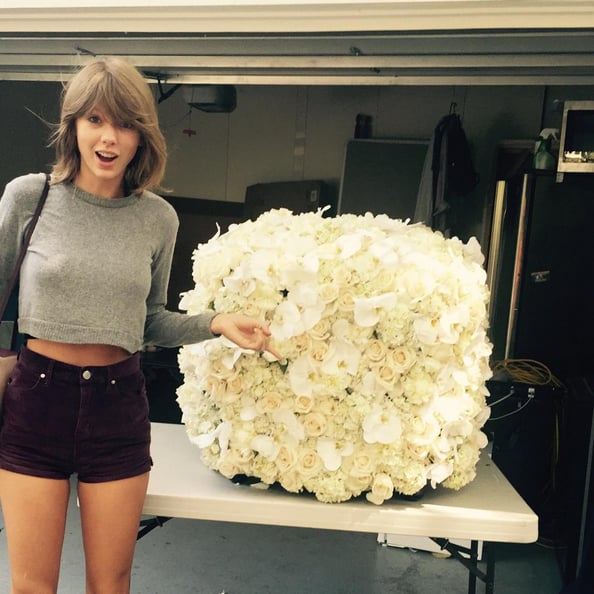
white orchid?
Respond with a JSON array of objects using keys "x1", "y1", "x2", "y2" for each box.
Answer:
[
  {"x1": 362, "y1": 405, "x2": 403, "y2": 445},
  {"x1": 178, "y1": 208, "x2": 492, "y2": 504}
]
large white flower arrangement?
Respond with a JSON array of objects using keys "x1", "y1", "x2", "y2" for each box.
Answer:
[{"x1": 177, "y1": 208, "x2": 492, "y2": 504}]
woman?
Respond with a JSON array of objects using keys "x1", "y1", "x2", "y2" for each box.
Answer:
[{"x1": 0, "y1": 56, "x2": 277, "y2": 594}]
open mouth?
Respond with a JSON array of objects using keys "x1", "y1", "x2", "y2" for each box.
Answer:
[{"x1": 96, "y1": 151, "x2": 117, "y2": 162}]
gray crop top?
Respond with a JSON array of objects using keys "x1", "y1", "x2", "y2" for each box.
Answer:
[{"x1": 0, "y1": 173, "x2": 217, "y2": 353}]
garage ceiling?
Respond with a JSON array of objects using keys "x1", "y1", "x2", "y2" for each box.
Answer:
[{"x1": 1, "y1": 1, "x2": 593, "y2": 86}]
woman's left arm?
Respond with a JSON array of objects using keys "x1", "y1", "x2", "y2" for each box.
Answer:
[{"x1": 143, "y1": 198, "x2": 280, "y2": 358}]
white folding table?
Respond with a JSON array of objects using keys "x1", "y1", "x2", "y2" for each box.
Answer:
[{"x1": 141, "y1": 422, "x2": 538, "y2": 594}]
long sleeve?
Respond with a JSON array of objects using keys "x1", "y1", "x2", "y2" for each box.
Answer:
[{"x1": 0, "y1": 173, "x2": 46, "y2": 307}]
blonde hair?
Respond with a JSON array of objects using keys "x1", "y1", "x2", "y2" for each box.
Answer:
[{"x1": 50, "y1": 56, "x2": 167, "y2": 194}]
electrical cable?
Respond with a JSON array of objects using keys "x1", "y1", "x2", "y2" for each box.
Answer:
[
  {"x1": 489, "y1": 395, "x2": 534, "y2": 421},
  {"x1": 491, "y1": 358, "x2": 563, "y2": 388},
  {"x1": 487, "y1": 387, "x2": 514, "y2": 408}
]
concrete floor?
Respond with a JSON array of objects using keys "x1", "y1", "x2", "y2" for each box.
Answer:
[{"x1": 0, "y1": 478, "x2": 564, "y2": 594}]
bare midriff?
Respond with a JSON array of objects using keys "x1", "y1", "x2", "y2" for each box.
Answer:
[{"x1": 26, "y1": 338, "x2": 131, "y2": 367}]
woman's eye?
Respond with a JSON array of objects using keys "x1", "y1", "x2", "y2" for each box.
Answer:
[
  {"x1": 120, "y1": 121, "x2": 134, "y2": 130},
  {"x1": 88, "y1": 115, "x2": 101, "y2": 124}
]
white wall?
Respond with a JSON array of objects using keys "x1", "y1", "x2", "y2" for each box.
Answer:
[
  {"x1": 156, "y1": 82, "x2": 553, "y2": 241},
  {"x1": 159, "y1": 83, "x2": 545, "y2": 202},
  {"x1": 2, "y1": 80, "x2": 593, "y2": 243}
]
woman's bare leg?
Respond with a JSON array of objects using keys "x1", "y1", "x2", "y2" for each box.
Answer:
[
  {"x1": 0, "y1": 469, "x2": 70, "y2": 594},
  {"x1": 78, "y1": 472, "x2": 150, "y2": 594}
]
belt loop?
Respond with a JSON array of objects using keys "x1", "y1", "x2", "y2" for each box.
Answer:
[
  {"x1": 107, "y1": 364, "x2": 115, "y2": 385},
  {"x1": 107, "y1": 361, "x2": 119, "y2": 386},
  {"x1": 42, "y1": 358, "x2": 56, "y2": 385}
]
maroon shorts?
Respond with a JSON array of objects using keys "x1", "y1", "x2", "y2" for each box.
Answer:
[{"x1": 0, "y1": 346, "x2": 152, "y2": 483}]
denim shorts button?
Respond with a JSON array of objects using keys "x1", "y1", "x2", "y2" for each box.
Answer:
[{"x1": 82, "y1": 370, "x2": 92, "y2": 380}]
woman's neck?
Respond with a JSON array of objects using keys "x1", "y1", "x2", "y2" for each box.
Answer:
[{"x1": 73, "y1": 174, "x2": 125, "y2": 199}]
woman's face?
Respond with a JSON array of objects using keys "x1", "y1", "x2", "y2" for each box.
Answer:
[{"x1": 74, "y1": 105, "x2": 141, "y2": 198}]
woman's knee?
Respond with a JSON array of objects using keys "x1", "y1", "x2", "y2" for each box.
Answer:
[
  {"x1": 10, "y1": 574, "x2": 59, "y2": 594},
  {"x1": 85, "y1": 570, "x2": 132, "y2": 594}
]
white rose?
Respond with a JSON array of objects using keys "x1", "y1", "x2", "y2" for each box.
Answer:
[
  {"x1": 317, "y1": 398, "x2": 337, "y2": 417},
  {"x1": 365, "y1": 339, "x2": 387, "y2": 363},
  {"x1": 290, "y1": 333, "x2": 312, "y2": 353},
  {"x1": 302, "y1": 412, "x2": 327, "y2": 437},
  {"x1": 297, "y1": 448, "x2": 323, "y2": 477},
  {"x1": 336, "y1": 289, "x2": 356, "y2": 312},
  {"x1": 309, "y1": 318, "x2": 332, "y2": 341},
  {"x1": 294, "y1": 394, "x2": 315, "y2": 414},
  {"x1": 217, "y1": 456, "x2": 239, "y2": 479},
  {"x1": 256, "y1": 391, "x2": 283, "y2": 414},
  {"x1": 308, "y1": 340, "x2": 329, "y2": 364},
  {"x1": 388, "y1": 346, "x2": 416, "y2": 373},
  {"x1": 374, "y1": 268, "x2": 396, "y2": 292},
  {"x1": 242, "y1": 301, "x2": 262, "y2": 318},
  {"x1": 366, "y1": 473, "x2": 394, "y2": 505},
  {"x1": 319, "y1": 282, "x2": 340, "y2": 304},
  {"x1": 279, "y1": 470, "x2": 303, "y2": 493},
  {"x1": 373, "y1": 363, "x2": 397, "y2": 389},
  {"x1": 275, "y1": 445, "x2": 298, "y2": 473},
  {"x1": 350, "y1": 450, "x2": 376, "y2": 477}
]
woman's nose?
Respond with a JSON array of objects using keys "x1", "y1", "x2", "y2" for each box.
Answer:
[{"x1": 100, "y1": 123, "x2": 117, "y2": 143}]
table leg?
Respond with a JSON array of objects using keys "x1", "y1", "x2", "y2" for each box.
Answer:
[
  {"x1": 485, "y1": 543, "x2": 495, "y2": 594},
  {"x1": 430, "y1": 538, "x2": 494, "y2": 594},
  {"x1": 137, "y1": 516, "x2": 172, "y2": 540},
  {"x1": 468, "y1": 540, "x2": 478, "y2": 594}
]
